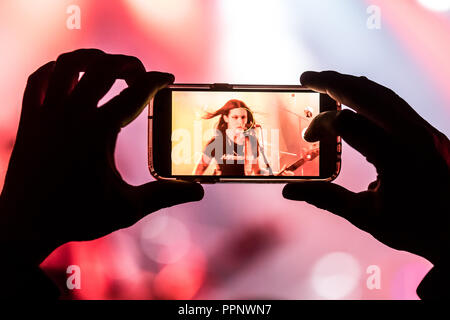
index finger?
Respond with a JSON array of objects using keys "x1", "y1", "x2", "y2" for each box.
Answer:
[
  {"x1": 44, "y1": 48, "x2": 106, "y2": 108},
  {"x1": 69, "y1": 53, "x2": 146, "y2": 109},
  {"x1": 300, "y1": 71, "x2": 431, "y2": 138}
]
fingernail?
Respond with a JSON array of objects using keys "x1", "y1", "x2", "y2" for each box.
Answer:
[
  {"x1": 146, "y1": 72, "x2": 175, "y2": 85},
  {"x1": 283, "y1": 184, "x2": 312, "y2": 201},
  {"x1": 282, "y1": 184, "x2": 297, "y2": 199},
  {"x1": 156, "y1": 72, "x2": 174, "y2": 84},
  {"x1": 282, "y1": 186, "x2": 291, "y2": 199},
  {"x1": 162, "y1": 72, "x2": 175, "y2": 84},
  {"x1": 190, "y1": 183, "x2": 204, "y2": 201},
  {"x1": 303, "y1": 127, "x2": 316, "y2": 142},
  {"x1": 175, "y1": 181, "x2": 204, "y2": 201},
  {"x1": 300, "y1": 71, "x2": 319, "y2": 85}
]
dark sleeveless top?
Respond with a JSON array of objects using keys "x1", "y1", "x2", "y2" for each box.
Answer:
[{"x1": 203, "y1": 133, "x2": 258, "y2": 176}]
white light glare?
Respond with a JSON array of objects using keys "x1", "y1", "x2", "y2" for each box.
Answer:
[{"x1": 417, "y1": 0, "x2": 450, "y2": 12}]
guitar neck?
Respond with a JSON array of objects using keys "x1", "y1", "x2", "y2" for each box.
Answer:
[
  {"x1": 286, "y1": 158, "x2": 306, "y2": 171},
  {"x1": 285, "y1": 149, "x2": 320, "y2": 171}
]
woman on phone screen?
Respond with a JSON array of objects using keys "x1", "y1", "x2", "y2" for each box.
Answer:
[{"x1": 194, "y1": 99, "x2": 264, "y2": 176}]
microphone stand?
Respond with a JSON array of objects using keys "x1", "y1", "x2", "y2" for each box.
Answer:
[{"x1": 254, "y1": 125, "x2": 273, "y2": 176}]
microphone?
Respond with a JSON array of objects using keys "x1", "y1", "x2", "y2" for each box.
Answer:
[
  {"x1": 244, "y1": 123, "x2": 261, "y2": 136},
  {"x1": 245, "y1": 123, "x2": 261, "y2": 129}
]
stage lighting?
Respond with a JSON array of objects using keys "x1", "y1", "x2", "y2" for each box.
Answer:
[{"x1": 417, "y1": 0, "x2": 450, "y2": 12}]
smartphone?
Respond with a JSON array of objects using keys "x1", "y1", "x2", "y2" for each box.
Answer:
[{"x1": 149, "y1": 83, "x2": 341, "y2": 183}]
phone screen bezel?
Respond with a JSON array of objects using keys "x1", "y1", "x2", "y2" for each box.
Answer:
[{"x1": 150, "y1": 84, "x2": 341, "y2": 183}]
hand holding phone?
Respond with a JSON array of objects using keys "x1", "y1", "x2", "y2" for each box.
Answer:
[
  {"x1": 283, "y1": 71, "x2": 450, "y2": 299},
  {"x1": 0, "y1": 49, "x2": 204, "y2": 272}
]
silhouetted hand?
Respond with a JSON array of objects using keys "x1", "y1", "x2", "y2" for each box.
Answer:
[
  {"x1": 283, "y1": 71, "x2": 450, "y2": 298},
  {"x1": 0, "y1": 49, "x2": 204, "y2": 270}
]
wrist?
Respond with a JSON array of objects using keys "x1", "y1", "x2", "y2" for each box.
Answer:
[
  {"x1": 0, "y1": 262, "x2": 60, "y2": 299},
  {"x1": 417, "y1": 240, "x2": 450, "y2": 300},
  {"x1": 417, "y1": 259, "x2": 450, "y2": 299},
  {"x1": 0, "y1": 193, "x2": 55, "y2": 267}
]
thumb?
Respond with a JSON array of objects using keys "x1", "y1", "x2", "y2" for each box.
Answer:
[
  {"x1": 283, "y1": 182, "x2": 375, "y2": 232},
  {"x1": 124, "y1": 180, "x2": 204, "y2": 224},
  {"x1": 283, "y1": 182, "x2": 356, "y2": 213},
  {"x1": 305, "y1": 109, "x2": 392, "y2": 169},
  {"x1": 100, "y1": 71, "x2": 174, "y2": 128}
]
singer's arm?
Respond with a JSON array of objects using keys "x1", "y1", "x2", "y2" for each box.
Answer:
[{"x1": 194, "y1": 153, "x2": 211, "y2": 175}]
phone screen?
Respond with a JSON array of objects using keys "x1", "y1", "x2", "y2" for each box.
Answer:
[{"x1": 170, "y1": 90, "x2": 320, "y2": 177}]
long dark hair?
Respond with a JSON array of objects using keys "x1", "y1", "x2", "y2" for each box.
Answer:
[{"x1": 203, "y1": 99, "x2": 254, "y2": 134}]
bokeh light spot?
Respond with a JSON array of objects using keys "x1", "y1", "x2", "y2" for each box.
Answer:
[{"x1": 311, "y1": 252, "x2": 361, "y2": 299}]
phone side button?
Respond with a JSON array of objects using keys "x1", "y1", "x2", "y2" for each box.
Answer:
[
  {"x1": 211, "y1": 83, "x2": 232, "y2": 90},
  {"x1": 149, "y1": 99, "x2": 154, "y2": 117}
]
